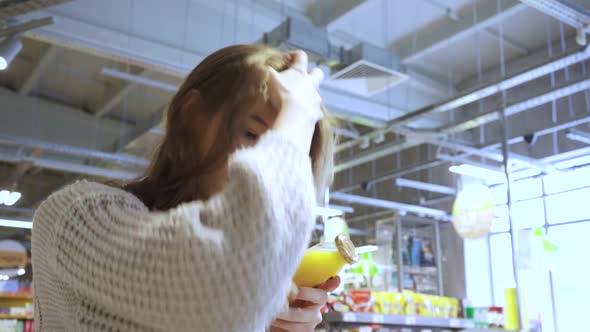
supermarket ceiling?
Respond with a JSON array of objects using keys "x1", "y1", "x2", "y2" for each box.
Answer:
[{"x1": 1, "y1": 0, "x2": 590, "y2": 223}]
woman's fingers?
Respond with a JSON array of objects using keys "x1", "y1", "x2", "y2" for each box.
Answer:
[
  {"x1": 288, "y1": 50, "x2": 308, "y2": 73},
  {"x1": 308, "y1": 67, "x2": 324, "y2": 88},
  {"x1": 271, "y1": 319, "x2": 319, "y2": 332},
  {"x1": 317, "y1": 276, "x2": 341, "y2": 292},
  {"x1": 276, "y1": 304, "x2": 323, "y2": 323},
  {"x1": 294, "y1": 287, "x2": 329, "y2": 305}
]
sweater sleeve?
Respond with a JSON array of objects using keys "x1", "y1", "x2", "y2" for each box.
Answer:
[{"x1": 36, "y1": 131, "x2": 317, "y2": 331}]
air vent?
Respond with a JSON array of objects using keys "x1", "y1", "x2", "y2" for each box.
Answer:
[{"x1": 324, "y1": 59, "x2": 408, "y2": 97}]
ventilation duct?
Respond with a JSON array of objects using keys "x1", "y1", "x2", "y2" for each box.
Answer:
[
  {"x1": 325, "y1": 43, "x2": 408, "y2": 97},
  {"x1": 264, "y1": 17, "x2": 408, "y2": 97},
  {"x1": 262, "y1": 17, "x2": 341, "y2": 64}
]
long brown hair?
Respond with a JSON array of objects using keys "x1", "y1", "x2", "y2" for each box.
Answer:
[{"x1": 125, "y1": 44, "x2": 334, "y2": 210}]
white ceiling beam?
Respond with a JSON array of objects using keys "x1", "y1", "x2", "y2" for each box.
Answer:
[
  {"x1": 19, "y1": 45, "x2": 58, "y2": 96},
  {"x1": 398, "y1": 0, "x2": 528, "y2": 64},
  {"x1": 94, "y1": 81, "x2": 137, "y2": 118},
  {"x1": 483, "y1": 27, "x2": 530, "y2": 55},
  {"x1": 95, "y1": 70, "x2": 152, "y2": 118}
]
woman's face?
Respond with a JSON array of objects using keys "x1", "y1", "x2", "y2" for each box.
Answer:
[{"x1": 232, "y1": 95, "x2": 279, "y2": 151}]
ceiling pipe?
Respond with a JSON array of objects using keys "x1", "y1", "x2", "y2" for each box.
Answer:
[
  {"x1": 330, "y1": 192, "x2": 451, "y2": 221},
  {"x1": 0, "y1": 134, "x2": 149, "y2": 168},
  {"x1": 395, "y1": 178, "x2": 457, "y2": 195},
  {"x1": 336, "y1": 44, "x2": 590, "y2": 153},
  {"x1": 0, "y1": 152, "x2": 139, "y2": 180}
]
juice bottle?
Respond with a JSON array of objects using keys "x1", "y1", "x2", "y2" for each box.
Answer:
[{"x1": 292, "y1": 234, "x2": 376, "y2": 287}]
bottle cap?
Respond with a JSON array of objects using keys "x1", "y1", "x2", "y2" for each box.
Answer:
[{"x1": 335, "y1": 234, "x2": 358, "y2": 264}]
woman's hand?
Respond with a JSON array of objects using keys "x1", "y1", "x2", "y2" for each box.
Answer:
[
  {"x1": 267, "y1": 50, "x2": 324, "y2": 154},
  {"x1": 270, "y1": 276, "x2": 341, "y2": 332}
]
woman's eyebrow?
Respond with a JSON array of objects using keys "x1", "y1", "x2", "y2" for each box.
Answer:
[{"x1": 253, "y1": 114, "x2": 269, "y2": 128}]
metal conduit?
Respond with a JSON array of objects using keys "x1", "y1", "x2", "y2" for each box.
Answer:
[
  {"x1": 0, "y1": 134, "x2": 149, "y2": 168},
  {"x1": 0, "y1": 152, "x2": 139, "y2": 180}
]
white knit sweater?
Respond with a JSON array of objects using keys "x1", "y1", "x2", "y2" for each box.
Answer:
[{"x1": 32, "y1": 132, "x2": 317, "y2": 332}]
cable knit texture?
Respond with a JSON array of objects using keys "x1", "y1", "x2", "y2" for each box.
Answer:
[{"x1": 32, "y1": 132, "x2": 317, "y2": 332}]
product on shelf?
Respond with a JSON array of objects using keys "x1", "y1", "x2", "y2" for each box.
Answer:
[
  {"x1": 348, "y1": 290, "x2": 373, "y2": 313},
  {"x1": 328, "y1": 289, "x2": 461, "y2": 319}
]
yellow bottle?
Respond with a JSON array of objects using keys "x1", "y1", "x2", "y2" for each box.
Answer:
[
  {"x1": 293, "y1": 245, "x2": 348, "y2": 287},
  {"x1": 293, "y1": 234, "x2": 375, "y2": 288}
]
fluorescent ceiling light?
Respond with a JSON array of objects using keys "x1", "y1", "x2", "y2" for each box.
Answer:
[
  {"x1": 566, "y1": 129, "x2": 590, "y2": 145},
  {"x1": 0, "y1": 36, "x2": 23, "y2": 71},
  {"x1": 449, "y1": 164, "x2": 506, "y2": 184},
  {"x1": 0, "y1": 191, "x2": 9, "y2": 204},
  {"x1": 314, "y1": 206, "x2": 344, "y2": 217},
  {"x1": 0, "y1": 219, "x2": 32, "y2": 229},
  {"x1": 17, "y1": 269, "x2": 25, "y2": 276},
  {"x1": 326, "y1": 204, "x2": 354, "y2": 214},
  {"x1": 395, "y1": 178, "x2": 456, "y2": 195},
  {"x1": 3, "y1": 192, "x2": 21, "y2": 206}
]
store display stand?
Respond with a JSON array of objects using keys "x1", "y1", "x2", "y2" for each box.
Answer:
[{"x1": 322, "y1": 312, "x2": 475, "y2": 331}]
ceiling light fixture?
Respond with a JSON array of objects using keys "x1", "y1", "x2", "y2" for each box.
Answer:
[
  {"x1": 0, "y1": 191, "x2": 21, "y2": 206},
  {"x1": 0, "y1": 219, "x2": 32, "y2": 229},
  {"x1": 0, "y1": 191, "x2": 9, "y2": 204},
  {"x1": 0, "y1": 36, "x2": 23, "y2": 71},
  {"x1": 449, "y1": 164, "x2": 506, "y2": 184},
  {"x1": 3, "y1": 192, "x2": 21, "y2": 206},
  {"x1": 314, "y1": 206, "x2": 344, "y2": 217},
  {"x1": 395, "y1": 178, "x2": 457, "y2": 195}
]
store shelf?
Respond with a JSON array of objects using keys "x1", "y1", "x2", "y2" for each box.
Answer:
[
  {"x1": 0, "y1": 294, "x2": 32, "y2": 301},
  {"x1": 0, "y1": 314, "x2": 32, "y2": 320},
  {"x1": 323, "y1": 312, "x2": 475, "y2": 330},
  {"x1": 380, "y1": 265, "x2": 439, "y2": 275}
]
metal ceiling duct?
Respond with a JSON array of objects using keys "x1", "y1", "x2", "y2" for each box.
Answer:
[
  {"x1": 264, "y1": 17, "x2": 408, "y2": 98},
  {"x1": 0, "y1": 0, "x2": 72, "y2": 20},
  {"x1": 263, "y1": 17, "x2": 341, "y2": 65}
]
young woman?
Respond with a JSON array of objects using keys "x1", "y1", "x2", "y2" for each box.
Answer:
[{"x1": 31, "y1": 45, "x2": 338, "y2": 332}]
